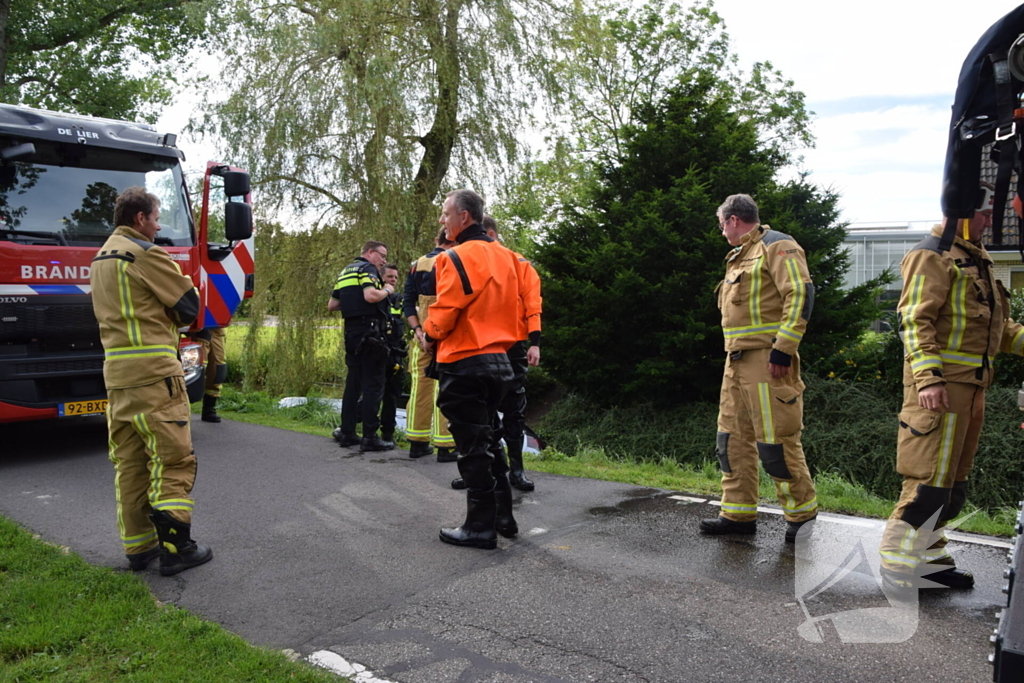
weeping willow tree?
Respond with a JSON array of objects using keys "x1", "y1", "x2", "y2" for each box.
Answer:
[{"x1": 197, "y1": 0, "x2": 571, "y2": 395}]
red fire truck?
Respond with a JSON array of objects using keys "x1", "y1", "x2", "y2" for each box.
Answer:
[{"x1": 0, "y1": 104, "x2": 254, "y2": 423}]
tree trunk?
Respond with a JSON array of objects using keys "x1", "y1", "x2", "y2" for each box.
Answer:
[
  {"x1": 410, "y1": 0, "x2": 460, "y2": 244},
  {"x1": 0, "y1": 0, "x2": 10, "y2": 88}
]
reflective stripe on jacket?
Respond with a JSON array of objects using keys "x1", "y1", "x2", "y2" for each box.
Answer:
[
  {"x1": 898, "y1": 225, "x2": 1024, "y2": 389},
  {"x1": 331, "y1": 257, "x2": 381, "y2": 319},
  {"x1": 91, "y1": 225, "x2": 198, "y2": 389},
  {"x1": 718, "y1": 225, "x2": 814, "y2": 355}
]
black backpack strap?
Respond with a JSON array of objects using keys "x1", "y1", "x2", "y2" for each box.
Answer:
[{"x1": 989, "y1": 54, "x2": 1017, "y2": 247}]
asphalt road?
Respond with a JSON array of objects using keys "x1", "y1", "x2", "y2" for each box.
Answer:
[{"x1": 0, "y1": 416, "x2": 1010, "y2": 682}]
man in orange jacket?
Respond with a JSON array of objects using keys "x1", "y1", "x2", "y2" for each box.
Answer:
[
  {"x1": 424, "y1": 189, "x2": 522, "y2": 549},
  {"x1": 451, "y1": 215, "x2": 541, "y2": 492}
]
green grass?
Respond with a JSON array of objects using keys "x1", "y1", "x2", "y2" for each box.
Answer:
[
  {"x1": 526, "y1": 444, "x2": 1016, "y2": 537},
  {"x1": 0, "y1": 517, "x2": 343, "y2": 683}
]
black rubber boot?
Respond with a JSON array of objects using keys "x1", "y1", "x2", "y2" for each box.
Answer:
[
  {"x1": 360, "y1": 435, "x2": 394, "y2": 452},
  {"x1": 494, "y1": 475, "x2": 518, "y2": 538},
  {"x1": 924, "y1": 565, "x2": 975, "y2": 589},
  {"x1": 699, "y1": 516, "x2": 757, "y2": 536},
  {"x1": 126, "y1": 546, "x2": 160, "y2": 571},
  {"x1": 506, "y1": 440, "x2": 534, "y2": 491},
  {"x1": 333, "y1": 428, "x2": 359, "y2": 447},
  {"x1": 440, "y1": 488, "x2": 498, "y2": 549},
  {"x1": 785, "y1": 515, "x2": 817, "y2": 544},
  {"x1": 201, "y1": 395, "x2": 221, "y2": 423},
  {"x1": 436, "y1": 447, "x2": 459, "y2": 463},
  {"x1": 149, "y1": 510, "x2": 213, "y2": 576},
  {"x1": 451, "y1": 477, "x2": 467, "y2": 490},
  {"x1": 409, "y1": 441, "x2": 434, "y2": 459}
]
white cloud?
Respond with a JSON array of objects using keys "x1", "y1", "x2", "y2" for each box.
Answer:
[{"x1": 713, "y1": 0, "x2": 1017, "y2": 223}]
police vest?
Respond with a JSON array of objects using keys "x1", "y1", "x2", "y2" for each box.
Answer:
[{"x1": 332, "y1": 258, "x2": 382, "y2": 319}]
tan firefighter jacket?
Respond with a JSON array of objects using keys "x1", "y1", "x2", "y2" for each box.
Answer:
[
  {"x1": 91, "y1": 225, "x2": 200, "y2": 389},
  {"x1": 718, "y1": 225, "x2": 814, "y2": 356},
  {"x1": 898, "y1": 225, "x2": 1024, "y2": 390}
]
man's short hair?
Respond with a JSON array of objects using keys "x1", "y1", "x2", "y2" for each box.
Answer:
[
  {"x1": 437, "y1": 226, "x2": 455, "y2": 247},
  {"x1": 114, "y1": 186, "x2": 160, "y2": 228},
  {"x1": 718, "y1": 194, "x2": 760, "y2": 224},
  {"x1": 383, "y1": 263, "x2": 399, "y2": 273},
  {"x1": 482, "y1": 215, "x2": 499, "y2": 237},
  {"x1": 446, "y1": 189, "x2": 484, "y2": 224},
  {"x1": 361, "y1": 240, "x2": 387, "y2": 256}
]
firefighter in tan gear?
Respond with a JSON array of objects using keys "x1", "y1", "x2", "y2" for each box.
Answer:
[
  {"x1": 403, "y1": 228, "x2": 458, "y2": 461},
  {"x1": 199, "y1": 326, "x2": 227, "y2": 423},
  {"x1": 700, "y1": 194, "x2": 818, "y2": 543},
  {"x1": 879, "y1": 184, "x2": 1024, "y2": 591},
  {"x1": 91, "y1": 187, "x2": 213, "y2": 576}
]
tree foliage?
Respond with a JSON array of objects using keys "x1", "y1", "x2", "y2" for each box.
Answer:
[
  {"x1": 492, "y1": 0, "x2": 812, "y2": 245},
  {"x1": 535, "y1": 71, "x2": 890, "y2": 405},
  {"x1": 0, "y1": 0, "x2": 213, "y2": 122},
  {"x1": 197, "y1": 0, "x2": 568, "y2": 269}
]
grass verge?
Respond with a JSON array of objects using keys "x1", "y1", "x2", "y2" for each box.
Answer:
[
  {"x1": 201, "y1": 387, "x2": 1016, "y2": 537},
  {"x1": 0, "y1": 516, "x2": 343, "y2": 683}
]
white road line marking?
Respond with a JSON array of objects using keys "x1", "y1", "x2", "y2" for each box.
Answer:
[
  {"x1": 527, "y1": 527, "x2": 548, "y2": 536},
  {"x1": 308, "y1": 651, "x2": 395, "y2": 683},
  {"x1": 670, "y1": 495, "x2": 707, "y2": 503},
  {"x1": 694, "y1": 497, "x2": 1010, "y2": 547}
]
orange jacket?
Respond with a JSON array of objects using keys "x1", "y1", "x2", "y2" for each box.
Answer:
[
  {"x1": 425, "y1": 233, "x2": 521, "y2": 363},
  {"x1": 514, "y1": 252, "x2": 542, "y2": 341}
]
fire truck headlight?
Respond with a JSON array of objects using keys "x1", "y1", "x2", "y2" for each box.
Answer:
[{"x1": 180, "y1": 343, "x2": 203, "y2": 383}]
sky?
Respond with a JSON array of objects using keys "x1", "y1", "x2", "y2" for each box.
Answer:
[
  {"x1": 158, "y1": 0, "x2": 1021, "y2": 227},
  {"x1": 710, "y1": 0, "x2": 1019, "y2": 224}
]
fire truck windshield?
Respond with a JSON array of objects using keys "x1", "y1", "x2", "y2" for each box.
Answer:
[{"x1": 0, "y1": 143, "x2": 194, "y2": 247}]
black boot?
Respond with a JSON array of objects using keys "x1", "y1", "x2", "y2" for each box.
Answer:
[
  {"x1": 923, "y1": 565, "x2": 975, "y2": 589},
  {"x1": 360, "y1": 435, "x2": 394, "y2": 452},
  {"x1": 699, "y1": 516, "x2": 757, "y2": 536},
  {"x1": 494, "y1": 475, "x2": 518, "y2": 538},
  {"x1": 785, "y1": 515, "x2": 817, "y2": 544},
  {"x1": 440, "y1": 488, "x2": 498, "y2": 549},
  {"x1": 436, "y1": 447, "x2": 459, "y2": 463},
  {"x1": 409, "y1": 441, "x2": 434, "y2": 459},
  {"x1": 126, "y1": 546, "x2": 160, "y2": 571},
  {"x1": 451, "y1": 477, "x2": 467, "y2": 490},
  {"x1": 201, "y1": 395, "x2": 221, "y2": 423},
  {"x1": 149, "y1": 510, "x2": 214, "y2": 576},
  {"x1": 333, "y1": 428, "x2": 359, "y2": 447},
  {"x1": 506, "y1": 440, "x2": 534, "y2": 491}
]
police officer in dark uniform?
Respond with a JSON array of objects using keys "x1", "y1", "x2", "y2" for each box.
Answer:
[
  {"x1": 379, "y1": 263, "x2": 407, "y2": 446},
  {"x1": 328, "y1": 241, "x2": 394, "y2": 452}
]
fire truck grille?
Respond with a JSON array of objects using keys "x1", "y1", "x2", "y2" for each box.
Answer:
[
  {"x1": 0, "y1": 301, "x2": 101, "y2": 345},
  {"x1": 14, "y1": 358, "x2": 104, "y2": 375}
]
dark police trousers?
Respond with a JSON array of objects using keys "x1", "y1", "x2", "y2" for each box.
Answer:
[
  {"x1": 436, "y1": 353, "x2": 514, "y2": 490},
  {"x1": 494, "y1": 341, "x2": 528, "y2": 460},
  {"x1": 340, "y1": 319, "x2": 388, "y2": 438}
]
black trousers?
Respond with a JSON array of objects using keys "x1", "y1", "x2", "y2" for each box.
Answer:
[
  {"x1": 494, "y1": 341, "x2": 528, "y2": 459},
  {"x1": 380, "y1": 355, "x2": 404, "y2": 436},
  {"x1": 437, "y1": 353, "x2": 514, "y2": 491},
  {"x1": 340, "y1": 323, "x2": 388, "y2": 438}
]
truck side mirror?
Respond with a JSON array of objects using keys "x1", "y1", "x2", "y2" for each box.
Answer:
[
  {"x1": 0, "y1": 143, "x2": 35, "y2": 161},
  {"x1": 224, "y1": 201, "x2": 252, "y2": 241},
  {"x1": 223, "y1": 171, "x2": 250, "y2": 198}
]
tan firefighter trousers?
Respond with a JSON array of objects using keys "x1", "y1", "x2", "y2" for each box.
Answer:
[
  {"x1": 406, "y1": 340, "x2": 454, "y2": 447},
  {"x1": 716, "y1": 348, "x2": 818, "y2": 522},
  {"x1": 202, "y1": 327, "x2": 226, "y2": 398},
  {"x1": 879, "y1": 381, "x2": 984, "y2": 574},
  {"x1": 106, "y1": 375, "x2": 196, "y2": 556}
]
